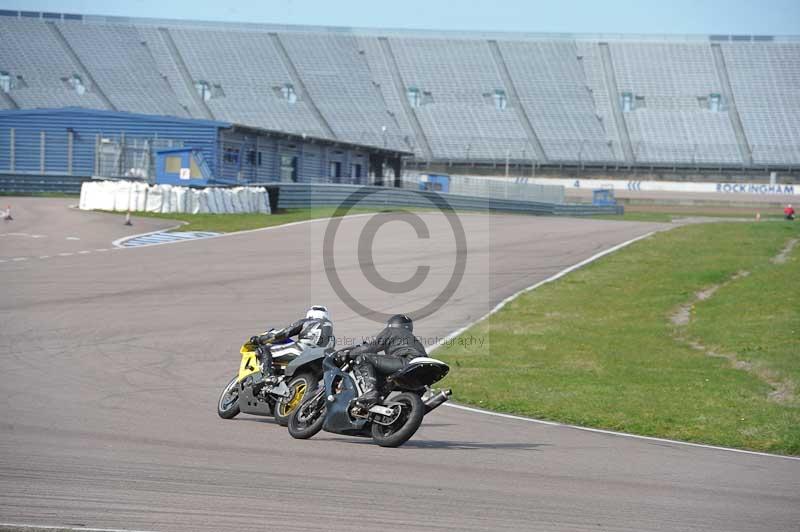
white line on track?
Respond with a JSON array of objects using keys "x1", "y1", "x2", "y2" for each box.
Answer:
[
  {"x1": 39, "y1": 256, "x2": 50, "y2": 259},
  {"x1": 444, "y1": 403, "x2": 800, "y2": 461},
  {"x1": 94, "y1": 248, "x2": 109, "y2": 252},
  {"x1": 11, "y1": 257, "x2": 27, "y2": 262},
  {"x1": 57, "y1": 252, "x2": 73, "y2": 257},
  {"x1": 0, "y1": 523, "x2": 159, "y2": 532},
  {"x1": 78, "y1": 250, "x2": 92, "y2": 254},
  {"x1": 429, "y1": 231, "x2": 800, "y2": 462},
  {"x1": 111, "y1": 213, "x2": 376, "y2": 248}
]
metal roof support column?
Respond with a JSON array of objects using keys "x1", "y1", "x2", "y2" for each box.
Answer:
[
  {"x1": 487, "y1": 39, "x2": 547, "y2": 163},
  {"x1": 710, "y1": 43, "x2": 753, "y2": 166},
  {"x1": 46, "y1": 21, "x2": 116, "y2": 111},
  {"x1": 269, "y1": 32, "x2": 336, "y2": 139},
  {"x1": 378, "y1": 37, "x2": 433, "y2": 162},
  {"x1": 598, "y1": 42, "x2": 634, "y2": 164}
]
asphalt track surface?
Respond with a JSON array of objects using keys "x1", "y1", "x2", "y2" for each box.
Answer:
[{"x1": 1, "y1": 200, "x2": 798, "y2": 532}]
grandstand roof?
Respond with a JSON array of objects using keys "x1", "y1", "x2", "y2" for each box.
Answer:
[{"x1": 1, "y1": 9, "x2": 798, "y2": 42}]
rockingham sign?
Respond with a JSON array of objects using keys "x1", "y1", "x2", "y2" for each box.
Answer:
[{"x1": 523, "y1": 178, "x2": 799, "y2": 196}]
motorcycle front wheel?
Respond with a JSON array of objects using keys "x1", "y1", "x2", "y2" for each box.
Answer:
[
  {"x1": 371, "y1": 392, "x2": 424, "y2": 448},
  {"x1": 274, "y1": 372, "x2": 317, "y2": 427},
  {"x1": 217, "y1": 376, "x2": 241, "y2": 419},
  {"x1": 287, "y1": 386, "x2": 326, "y2": 439}
]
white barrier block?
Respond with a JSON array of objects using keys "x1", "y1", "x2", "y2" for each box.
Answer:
[
  {"x1": 80, "y1": 180, "x2": 274, "y2": 215},
  {"x1": 146, "y1": 185, "x2": 163, "y2": 212},
  {"x1": 173, "y1": 187, "x2": 187, "y2": 213},
  {"x1": 132, "y1": 182, "x2": 148, "y2": 211},
  {"x1": 112, "y1": 181, "x2": 133, "y2": 212},
  {"x1": 160, "y1": 185, "x2": 174, "y2": 213}
]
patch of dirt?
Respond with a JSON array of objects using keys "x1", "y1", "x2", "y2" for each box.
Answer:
[
  {"x1": 670, "y1": 270, "x2": 794, "y2": 404},
  {"x1": 771, "y1": 238, "x2": 798, "y2": 264},
  {"x1": 687, "y1": 339, "x2": 796, "y2": 405},
  {"x1": 669, "y1": 271, "x2": 749, "y2": 326}
]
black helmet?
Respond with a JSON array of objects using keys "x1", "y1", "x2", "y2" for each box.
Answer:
[{"x1": 387, "y1": 314, "x2": 413, "y2": 332}]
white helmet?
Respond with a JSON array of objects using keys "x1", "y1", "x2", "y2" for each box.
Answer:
[{"x1": 306, "y1": 305, "x2": 331, "y2": 322}]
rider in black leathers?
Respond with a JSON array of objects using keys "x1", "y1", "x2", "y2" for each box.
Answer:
[
  {"x1": 251, "y1": 305, "x2": 334, "y2": 382},
  {"x1": 348, "y1": 314, "x2": 425, "y2": 408}
]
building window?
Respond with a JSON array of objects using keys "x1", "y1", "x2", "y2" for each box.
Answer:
[
  {"x1": 493, "y1": 89, "x2": 507, "y2": 110},
  {"x1": 65, "y1": 74, "x2": 85, "y2": 95},
  {"x1": 281, "y1": 155, "x2": 298, "y2": 182},
  {"x1": 406, "y1": 87, "x2": 421, "y2": 108},
  {"x1": 281, "y1": 83, "x2": 297, "y2": 103},
  {"x1": 621, "y1": 92, "x2": 633, "y2": 113},
  {"x1": 165, "y1": 155, "x2": 182, "y2": 173},
  {"x1": 195, "y1": 80, "x2": 211, "y2": 102},
  {"x1": 189, "y1": 157, "x2": 202, "y2": 178},
  {"x1": 223, "y1": 147, "x2": 240, "y2": 165},
  {"x1": 329, "y1": 161, "x2": 342, "y2": 182},
  {"x1": 0, "y1": 71, "x2": 10, "y2": 93},
  {"x1": 351, "y1": 163, "x2": 362, "y2": 179},
  {"x1": 246, "y1": 150, "x2": 257, "y2": 166},
  {"x1": 709, "y1": 93, "x2": 722, "y2": 112}
]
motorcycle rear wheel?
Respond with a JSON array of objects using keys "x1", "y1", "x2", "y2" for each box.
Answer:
[
  {"x1": 217, "y1": 376, "x2": 241, "y2": 419},
  {"x1": 288, "y1": 387, "x2": 326, "y2": 439},
  {"x1": 371, "y1": 392, "x2": 424, "y2": 448}
]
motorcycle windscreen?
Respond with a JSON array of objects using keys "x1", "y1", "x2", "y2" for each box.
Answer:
[{"x1": 391, "y1": 362, "x2": 449, "y2": 390}]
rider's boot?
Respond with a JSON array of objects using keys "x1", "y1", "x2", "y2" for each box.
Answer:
[
  {"x1": 259, "y1": 346, "x2": 279, "y2": 385},
  {"x1": 354, "y1": 360, "x2": 379, "y2": 409}
]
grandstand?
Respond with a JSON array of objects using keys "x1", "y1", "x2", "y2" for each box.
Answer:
[{"x1": 0, "y1": 9, "x2": 798, "y2": 173}]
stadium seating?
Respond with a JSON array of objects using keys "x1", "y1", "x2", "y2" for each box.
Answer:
[
  {"x1": 721, "y1": 42, "x2": 800, "y2": 165},
  {"x1": 56, "y1": 20, "x2": 188, "y2": 117},
  {"x1": 279, "y1": 32, "x2": 409, "y2": 150},
  {"x1": 0, "y1": 17, "x2": 107, "y2": 109},
  {"x1": 0, "y1": 13, "x2": 798, "y2": 167},
  {"x1": 610, "y1": 42, "x2": 742, "y2": 164},
  {"x1": 167, "y1": 26, "x2": 328, "y2": 136}
]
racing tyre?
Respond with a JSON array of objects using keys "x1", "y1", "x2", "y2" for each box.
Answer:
[
  {"x1": 217, "y1": 376, "x2": 241, "y2": 419},
  {"x1": 288, "y1": 386, "x2": 326, "y2": 439},
  {"x1": 274, "y1": 372, "x2": 317, "y2": 426},
  {"x1": 370, "y1": 392, "x2": 424, "y2": 448}
]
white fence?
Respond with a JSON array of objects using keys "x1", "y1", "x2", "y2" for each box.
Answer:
[
  {"x1": 401, "y1": 174, "x2": 565, "y2": 204},
  {"x1": 79, "y1": 180, "x2": 271, "y2": 214},
  {"x1": 526, "y1": 177, "x2": 799, "y2": 196}
]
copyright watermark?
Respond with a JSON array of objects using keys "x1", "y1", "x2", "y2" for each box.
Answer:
[{"x1": 322, "y1": 187, "x2": 468, "y2": 323}]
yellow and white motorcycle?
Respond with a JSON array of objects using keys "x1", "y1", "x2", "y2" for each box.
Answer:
[{"x1": 217, "y1": 331, "x2": 327, "y2": 426}]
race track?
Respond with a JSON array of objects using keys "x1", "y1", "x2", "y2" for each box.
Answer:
[{"x1": 1, "y1": 200, "x2": 798, "y2": 532}]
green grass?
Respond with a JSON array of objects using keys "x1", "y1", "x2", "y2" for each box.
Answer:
[
  {"x1": 592, "y1": 211, "x2": 786, "y2": 223},
  {"x1": 120, "y1": 206, "x2": 415, "y2": 233},
  {"x1": 436, "y1": 221, "x2": 800, "y2": 455}
]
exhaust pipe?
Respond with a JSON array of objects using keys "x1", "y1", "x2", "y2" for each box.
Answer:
[{"x1": 423, "y1": 388, "x2": 452, "y2": 414}]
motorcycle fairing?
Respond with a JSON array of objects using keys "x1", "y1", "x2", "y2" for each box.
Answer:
[
  {"x1": 321, "y1": 361, "x2": 368, "y2": 436},
  {"x1": 237, "y1": 376, "x2": 273, "y2": 416},
  {"x1": 237, "y1": 346, "x2": 261, "y2": 382},
  {"x1": 284, "y1": 346, "x2": 328, "y2": 378},
  {"x1": 389, "y1": 358, "x2": 450, "y2": 390}
]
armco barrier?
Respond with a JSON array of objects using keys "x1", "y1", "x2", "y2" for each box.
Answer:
[
  {"x1": 269, "y1": 183, "x2": 623, "y2": 216},
  {"x1": 0, "y1": 173, "x2": 91, "y2": 195}
]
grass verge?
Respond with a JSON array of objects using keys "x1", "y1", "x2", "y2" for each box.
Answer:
[
  {"x1": 436, "y1": 220, "x2": 800, "y2": 455},
  {"x1": 122, "y1": 206, "x2": 415, "y2": 233}
]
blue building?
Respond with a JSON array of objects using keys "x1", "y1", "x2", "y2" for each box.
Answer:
[{"x1": 0, "y1": 108, "x2": 408, "y2": 186}]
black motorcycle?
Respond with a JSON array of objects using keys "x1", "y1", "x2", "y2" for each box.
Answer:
[{"x1": 287, "y1": 349, "x2": 452, "y2": 447}]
